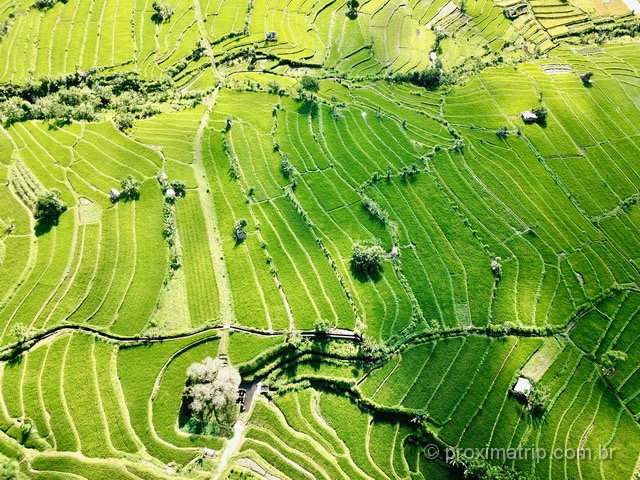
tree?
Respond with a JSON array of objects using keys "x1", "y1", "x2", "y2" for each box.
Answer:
[
  {"x1": 601, "y1": 350, "x2": 627, "y2": 371},
  {"x1": 453, "y1": 138, "x2": 465, "y2": 152},
  {"x1": 299, "y1": 76, "x2": 320, "y2": 93},
  {"x1": 496, "y1": 125, "x2": 509, "y2": 138},
  {"x1": 0, "y1": 97, "x2": 31, "y2": 125},
  {"x1": 267, "y1": 80, "x2": 282, "y2": 95},
  {"x1": 580, "y1": 71, "x2": 593, "y2": 84},
  {"x1": 120, "y1": 175, "x2": 141, "y2": 201},
  {"x1": 0, "y1": 456, "x2": 25, "y2": 480},
  {"x1": 185, "y1": 357, "x2": 241, "y2": 422},
  {"x1": 314, "y1": 317, "x2": 337, "y2": 333},
  {"x1": 346, "y1": 0, "x2": 359, "y2": 18},
  {"x1": 11, "y1": 323, "x2": 30, "y2": 343},
  {"x1": 351, "y1": 241, "x2": 385, "y2": 275},
  {"x1": 170, "y1": 180, "x2": 187, "y2": 197},
  {"x1": 528, "y1": 383, "x2": 549, "y2": 414},
  {"x1": 531, "y1": 106, "x2": 548, "y2": 122},
  {"x1": 35, "y1": 189, "x2": 67, "y2": 222},
  {"x1": 152, "y1": 1, "x2": 174, "y2": 23},
  {"x1": 284, "y1": 328, "x2": 306, "y2": 348}
]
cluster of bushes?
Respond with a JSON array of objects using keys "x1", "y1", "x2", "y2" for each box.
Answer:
[
  {"x1": 392, "y1": 68, "x2": 449, "y2": 90},
  {"x1": 162, "y1": 203, "x2": 181, "y2": 274},
  {"x1": 159, "y1": 176, "x2": 186, "y2": 275},
  {"x1": 362, "y1": 194, "x2": 389, "y2": 224},
  {"x1": 447, "y1": 454, "x2": 532, "y2": 480},
  {"x1": 0, "y1": 71, "x2": 195, "y2": 127},
  {"x1": 346, "y1": 0, "x2": 359, "y2": 18},
  {"x1": 33, "y1": 0, "x2": 66, "y2": 10},
  {"x1": 485, "y1": 322, "x2": 562, "y2": 336},
  {"x1": 280, "y1": 152, "x2": 295, "y2": 179},
  {"x1": 0, "y1": 20, "x2": 9, "y2": 39},
  {"x1": 578, "y1": 18, "x2": 640, "y2": 44}
]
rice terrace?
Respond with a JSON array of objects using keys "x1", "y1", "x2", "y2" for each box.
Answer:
[{"x1": 0, "y1": 0, "x2": 639, "y2": 476}]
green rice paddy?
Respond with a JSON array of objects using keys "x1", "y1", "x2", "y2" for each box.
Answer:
[{"x1": 0, "y1": 0, "x2": 639, "y2": 477}]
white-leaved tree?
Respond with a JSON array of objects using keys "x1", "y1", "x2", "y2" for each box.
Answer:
[{"x1": 185, "y1": 357, "x2": 241, "y2": 419}]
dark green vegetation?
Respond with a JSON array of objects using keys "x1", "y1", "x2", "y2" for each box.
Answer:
[{"x1": 0, "y1": 0, "x2": 639, "y2": 477}]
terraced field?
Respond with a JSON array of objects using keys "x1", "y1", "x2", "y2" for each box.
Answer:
[{"x1": 1, "y1": 0, "x2": 640, "y2": 477}]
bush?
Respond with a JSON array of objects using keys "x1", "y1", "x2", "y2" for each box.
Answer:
[{"x1": 35, "y1": 189, "x2": 67, "y2": 222}]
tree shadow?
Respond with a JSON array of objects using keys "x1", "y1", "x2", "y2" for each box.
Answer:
[
  {"x1": 34, "y1": 217, "x2": 58, "y2": 236},
  {"x1": 151, "y1": 13, "x2": 165, "y2": 24},
  {"x1": 52, "y1": 118, "x2": 72, "y2": 128},
  {"x1": 121, "y1": 191, "x2": 140, "y2": 202},
  {"x1": 350, "y1": 262, "x2": 382, "y2": 283},
  {"x1": 7, "y1": 352, "x2": 24, "y2": 367},
  {"x1": 296, "y1": 100, "x2": 318, "y2": 117}
]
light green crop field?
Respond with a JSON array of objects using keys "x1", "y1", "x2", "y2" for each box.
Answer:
[{"x1": 0, "y1": 0, "x2": 639, "y2": 477}]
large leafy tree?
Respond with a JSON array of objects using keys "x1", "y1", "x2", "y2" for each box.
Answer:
[
  {"x1": 120, "y1": 175, "x2": 141, "y2": 201},
  {"x1": 35, "y1": 189, "x2": 67, "y2": 222},
  {"x1": 185, "y1": 357, "x2": 241, "y2": 421},
  {"x1": 351, "y1": 241, "x2": 385, "y2": 275}
]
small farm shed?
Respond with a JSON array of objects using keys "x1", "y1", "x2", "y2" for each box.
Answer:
[
  {"x1": 265, "y1": 31, "x2": 277, "y2": 41},
  {"x1": 521, "y1": 110, "x2": 538, "y2": 123},
  {"x1": 203, "y1": 448, "x2": 214, "y2": 459},
  {"x1": 165, "y1": 188, "x2": 176, "y2": 199},
  {"x1": 109, "y1": 188, "x2": 120, "y2": 201},
  {"x1": 513, "y1": 377, "x2": 532, "y2": 398},
  {"x1": 235, "y1": 228, "x2": 247, "y2": 241},
  {"x1": 157, "y1": 172, "x2": 168, "y2": 183}
]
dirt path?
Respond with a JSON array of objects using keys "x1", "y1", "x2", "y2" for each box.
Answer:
[
  {"x1": 212, "y1": 381, "x2": 260, "y2": 480},
  {"x1": 193, "y1": 91, "x2": 235, "y2": 325}
]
